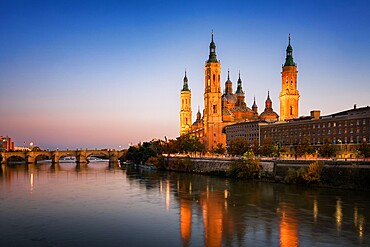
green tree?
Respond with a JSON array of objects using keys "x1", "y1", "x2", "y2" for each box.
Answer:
[
  {"x1": 176, "y1": 134, "x2": 204, "y2": 154},
  {"x1": 125, "y1": 139, "x2": 165, "y2": 164},
  {"x1": 318, "y1": 138, "x2": 337, "y2": 158},
  {"x1": 251, "y1": 140, "x2": 260, "y2": 156},
  {"x1": 212, "y1": 143, "x2": 226, "y2": 155},
  {"x1": 296, "y1": 138, "x2": 314, "y2": 158},
  {"x1": 260, "y1": 137, "x2": 274, "y2": 157},
  {"x1": 227, "y1": 158, "x2": 261, "y2": 179},
  {"x1": 357, "y1": 141, "x2": 370, "y2": 158},
  {"x1": 227, "y1": 137, "x2": 250, "y2": 156}
]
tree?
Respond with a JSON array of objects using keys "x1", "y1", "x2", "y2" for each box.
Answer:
[
  {"x1": 212, "y1": 143, "x2": 225, "y2": 155},
  {"x1": 125, "y1": 139, "x2": 165, "y2": 164},
  {"x1": 176, "y1": 134, "x2": 204, "y2": 154},
  {"x1": 357, "y1": 141, "x2": 370, "y2": 158},
  {"x1": 318, "y1": 138, "x2": 337, "y2": 158},
  {"x1": 251, "y1": 140, "x2": 260, "y2": 156},
  {"x1": 296, "y1": 138, "x2": 314, "y2": 158},
  {"x1": 260, "y1": 137, "x2": 274, "y2": 157},
  {"x1": 227, "y1": 137, "x2": 250, "y2": 156}
]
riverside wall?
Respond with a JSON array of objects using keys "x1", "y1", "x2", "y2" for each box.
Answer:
[{"x1": 166, "y1": 157, "x2": 370, "y2": 190}]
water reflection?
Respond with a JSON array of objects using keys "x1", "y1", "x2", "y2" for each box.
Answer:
[
  {"x1": 278, "y1": 203, "x2": 299, "y2": 247},
  {"x1": 1, "y1": 163, "x2": 370, "y2": 246},
  {"x1": 336, "y1": 197, "x2": 343, "y2": 232}
]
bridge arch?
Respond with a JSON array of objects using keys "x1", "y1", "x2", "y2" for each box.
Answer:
[
  {"x1": 86, "y1": 151, "x2": 110, "y2": 160},
  {"x1": 34, "y1": 153, "x2": 51, "y2": 163},
  {"x1": 5, "y1": 153, "x2": 27, "y2": 164}
]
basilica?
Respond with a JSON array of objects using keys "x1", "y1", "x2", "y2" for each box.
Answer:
[{"x1": 180, "y1": 33, "x2": 299, "y2": 151}]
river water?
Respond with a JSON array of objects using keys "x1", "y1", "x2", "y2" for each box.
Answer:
[{"x1": 0, "y1": 162, "x2": 369, "y2": 246}]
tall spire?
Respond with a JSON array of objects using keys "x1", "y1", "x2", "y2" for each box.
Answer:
[
  {"x1": 236, "y1": 71, "x2": 244, "y2": 94},
  {"x1": 182, "y1": 69, "x2": 190, "y2": 91},
  {"x1": 207, "y1": 30, "x2": 217, "y2": 63},
  {"x1": 224, "y1": 69, "x2": 233, "y2": 94},
  {"x1": 252, "y1": 96, "x2": 258, "y2": 112},
  {"x1": 265, "y1": 90, "x2": 272, "y2": 109},
  {"x1": 284, "y1": 34, "x2": 295, "y2": 66}
]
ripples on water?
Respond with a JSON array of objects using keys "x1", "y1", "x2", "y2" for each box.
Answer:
[{"x1": 1, "y1": 162, "x2": 369, "y2": 246}]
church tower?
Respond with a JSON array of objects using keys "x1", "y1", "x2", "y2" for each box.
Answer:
[
  {"x1": 279, "y1": 34, "x2": 300, "y2": 121},
  {"x1": 203, "y1": 32, "x2": 224, "y2": 150},
  {"x1": 180, "y1": 70, "x2": 192, "y2": 136}
]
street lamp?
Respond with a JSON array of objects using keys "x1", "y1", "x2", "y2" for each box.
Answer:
[
  {"x1": 338, "y1": 139, "x2": 342, "y2": 159},
  {"x1": 337, "y1": 139, "x2": 342, "y2": 150}
]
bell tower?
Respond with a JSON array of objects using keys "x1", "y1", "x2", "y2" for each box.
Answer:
[
  {"x1": 279, "y1": 34, "x2": 300, "y2": 121},
  {"x1": 180, "y1": 70, "x2": 192, "y2": 136},
  {"x1": 203, "y1": 31, "x2": 224, "y2": 150}
]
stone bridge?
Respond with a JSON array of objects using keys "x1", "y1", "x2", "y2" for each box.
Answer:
[{"x1": 1, "y1": 149, "x2": 125, "y2": 165}]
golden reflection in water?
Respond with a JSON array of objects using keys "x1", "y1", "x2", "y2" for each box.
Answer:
[
  {"x1": 200, "y1": 190, "x2": 224, "y2": 247},
  {"x1": 335, "y1": 198, "x2": 342, "y2": 232},
  {"x1": 354, "y1": 205, "x2": 365, "y2": 242},
  {"x1": 159, "y1": 179, "x2": 163, "y2": 194},
  {"x1": 279, "y1": 204, "x2": 299, "y2": 247},
  {"x1": 166, "y1": 179, "x2": 170, "y2": 211},
  {"x1": 313, "y1": 199, "x2": 318, "y2": 222},
  {"x1": 30, "y1": 172, "x2": 34, "y2": 194},
  {"x1": 189, "y1": 181, "x2": 192, "y2": 195},
  {"x1": 180, "y1": 198, "x2": 192, "y2": 247}
]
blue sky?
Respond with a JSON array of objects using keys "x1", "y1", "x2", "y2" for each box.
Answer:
[{"x1": 0, "y1": 0, "x2": 369, "y2": 149}]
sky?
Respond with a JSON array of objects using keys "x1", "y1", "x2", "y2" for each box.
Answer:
[{"x1": 0, "y1": 0, "x2": 369, "y2": 150}]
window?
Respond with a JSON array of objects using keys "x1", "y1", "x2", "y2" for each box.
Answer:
[
  {"x1": 213, "y1": 105, "x2": 217, "y2": 114},
  {"x1": 290, "y1": 106, "x2": 293, "y2": 115}
]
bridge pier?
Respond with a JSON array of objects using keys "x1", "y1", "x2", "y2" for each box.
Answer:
[
  {"x1": 27, "y1": 156, "x2": 37, "y2": 164},
  {"x1": 77, "y1": 155, "x2": 88, "y2": 164}
]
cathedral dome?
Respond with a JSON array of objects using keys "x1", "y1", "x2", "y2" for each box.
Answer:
[{"x1": 259, "y1": 91, "x2": 279, "y2": 122}]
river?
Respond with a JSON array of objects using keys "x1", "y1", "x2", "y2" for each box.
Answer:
[{"x1": 0, "y1": 162, "x2": 369, "y2": 246}]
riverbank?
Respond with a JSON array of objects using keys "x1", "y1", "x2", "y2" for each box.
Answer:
[{"x1": 163, "y1": 156, "x2": 370, "y2": 191}]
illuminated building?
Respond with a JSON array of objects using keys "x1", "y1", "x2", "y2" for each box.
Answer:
[
  {"x1": 279, "y1": 34, "x2": 300, "y2": 121},
  {"x1": 180, "y1": 32, "x2": 285, "y2": 151},
  {"x1": 226, "y1": 105, "x2": 370, "y2": 158},
  {"x1": 180, "y1": 71, "x2": 192, "y2": 136},
  {"x1": 0, "y1": 136, "x2": 14, "y2": 151}
]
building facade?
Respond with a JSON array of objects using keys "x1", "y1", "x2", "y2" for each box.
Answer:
[
  {"x1": 226, "y1": 106, "x2": 370, "y2": 158},
  {"x1": 261, "y1": 106, "x2": 370, "y2": 146},
  {"x1": 0, "y1": 136, "x2": 14, "y2": 152}
]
